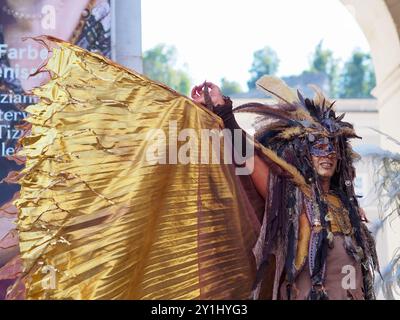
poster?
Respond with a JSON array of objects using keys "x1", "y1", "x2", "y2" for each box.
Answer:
[{"x1": 0, "y1": 0, "x2": 111, "y2": 299}]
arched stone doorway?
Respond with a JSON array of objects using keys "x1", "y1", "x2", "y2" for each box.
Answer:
[{"x1": 341, "y1": 0, "x2": 400, "y2": 151}]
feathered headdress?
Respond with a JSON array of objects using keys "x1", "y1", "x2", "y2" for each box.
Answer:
[
  {"x1": 233, "y1": 76, "x2": 365, "y2": 195},
  {"x1": 235, "y1": 76, "x2": 360, "y2": 146}
]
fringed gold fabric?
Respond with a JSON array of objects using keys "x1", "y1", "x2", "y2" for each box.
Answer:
[{"x1": 12, "y1": 37, "x2": 271, "y2": 300}]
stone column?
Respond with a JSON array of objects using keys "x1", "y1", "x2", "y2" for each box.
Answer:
[
  {"x1": 111, "y1": 0, "x2": 143, "y2": 73},
  {"x1": 373, "y1": 67, "x2": 400, "y2": 151}
]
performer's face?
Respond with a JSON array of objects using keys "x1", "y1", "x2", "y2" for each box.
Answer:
[
  {"x1": 310, "y1": 137, "x2": 338, "y2": 179},
  {"x1": 311, "y1": 153, "x2": 338, "y2": 179}
]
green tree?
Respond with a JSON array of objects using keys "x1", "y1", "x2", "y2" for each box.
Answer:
[
  {"x1": 309, "y1": 41, "x2": 340, "y2": 97},
  {"x1": 365, "y1": 58, "x2": 376, "y2": 97},
  {"x1": 220, "y1": 78, "x2": 242, "y2": 96},
  {"x1": 339, "y1": 50, "x2": 376, "y2": 98},
  {"x1": 247, "y1": 46, "x2": 279, "y2": 90},
  {"x1": 143, "y1": 44, "x2": 191, "y2": 95}
]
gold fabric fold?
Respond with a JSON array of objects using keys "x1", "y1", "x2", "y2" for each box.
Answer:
[{"x1": 13, "y1": 37, "x2": 270, "y2": 300}]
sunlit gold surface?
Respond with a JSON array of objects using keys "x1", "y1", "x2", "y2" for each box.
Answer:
[{"x1": 14, "y1": 37, "x2": 267, "y2": 299}]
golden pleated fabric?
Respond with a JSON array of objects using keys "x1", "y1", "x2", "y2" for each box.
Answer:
[{"x1": 12, "y1": 37, "x2": 273, "y2": 300}]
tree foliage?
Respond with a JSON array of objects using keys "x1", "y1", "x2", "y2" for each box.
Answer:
[
  {"x1": 143, "y1": 44, "x2": 191, "y2": 95},
  {"x1": 220, "y1": 78, "x2": 242, "y2": 96},
  {"x1": 309, "y1": 41, "x2": 340, "y2": 97},
  {"x1": 247, "y1": 46, "x2": 279, "y2": 90},
  {"x1": 306, "y1": 42, "x2": 376, "y2": 98},
  {"x1": 339, "y1": 49, "x2": 376, "y2": 98}
]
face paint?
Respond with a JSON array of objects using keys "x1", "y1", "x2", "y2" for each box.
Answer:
[{"x1": 310, "y1": 137, "x2": 337, "y2": 157}]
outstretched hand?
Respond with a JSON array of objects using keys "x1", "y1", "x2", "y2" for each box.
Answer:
[{"x1": 191, "y1": 81, "x2": 225, "y2": 106}]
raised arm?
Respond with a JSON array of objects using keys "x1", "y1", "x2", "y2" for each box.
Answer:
[{"x1": 191, "y1": 82, "x2": 269, "y2": 199}]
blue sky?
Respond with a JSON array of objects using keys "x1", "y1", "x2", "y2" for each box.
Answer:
[{"x1": 141, "y1": 0, "x2": 370, "y2": 90}]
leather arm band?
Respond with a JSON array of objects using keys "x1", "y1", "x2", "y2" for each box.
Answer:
[{"x1": 213, "y1": 96, "x2": 249, "y2": 159}]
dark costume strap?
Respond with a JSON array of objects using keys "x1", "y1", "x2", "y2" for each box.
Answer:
[{"x1": 203, "y1": 87, "x2": 249, "y2": 160}]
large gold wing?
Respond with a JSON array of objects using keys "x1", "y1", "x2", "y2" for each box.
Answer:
[{"x1": 13, "y1": 37, "x2": 269, "y2": 299}]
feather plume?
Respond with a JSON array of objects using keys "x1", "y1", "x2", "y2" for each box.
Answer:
[
  {"x1": 234, "y1": 103, "x2": 295, "y2": 123},
  {"x1": 256, "y1": 76, "x2": 300, "y2": 105},
  {"x1": 308, "y1": 84, "x2": 332, "y2": 109}
]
